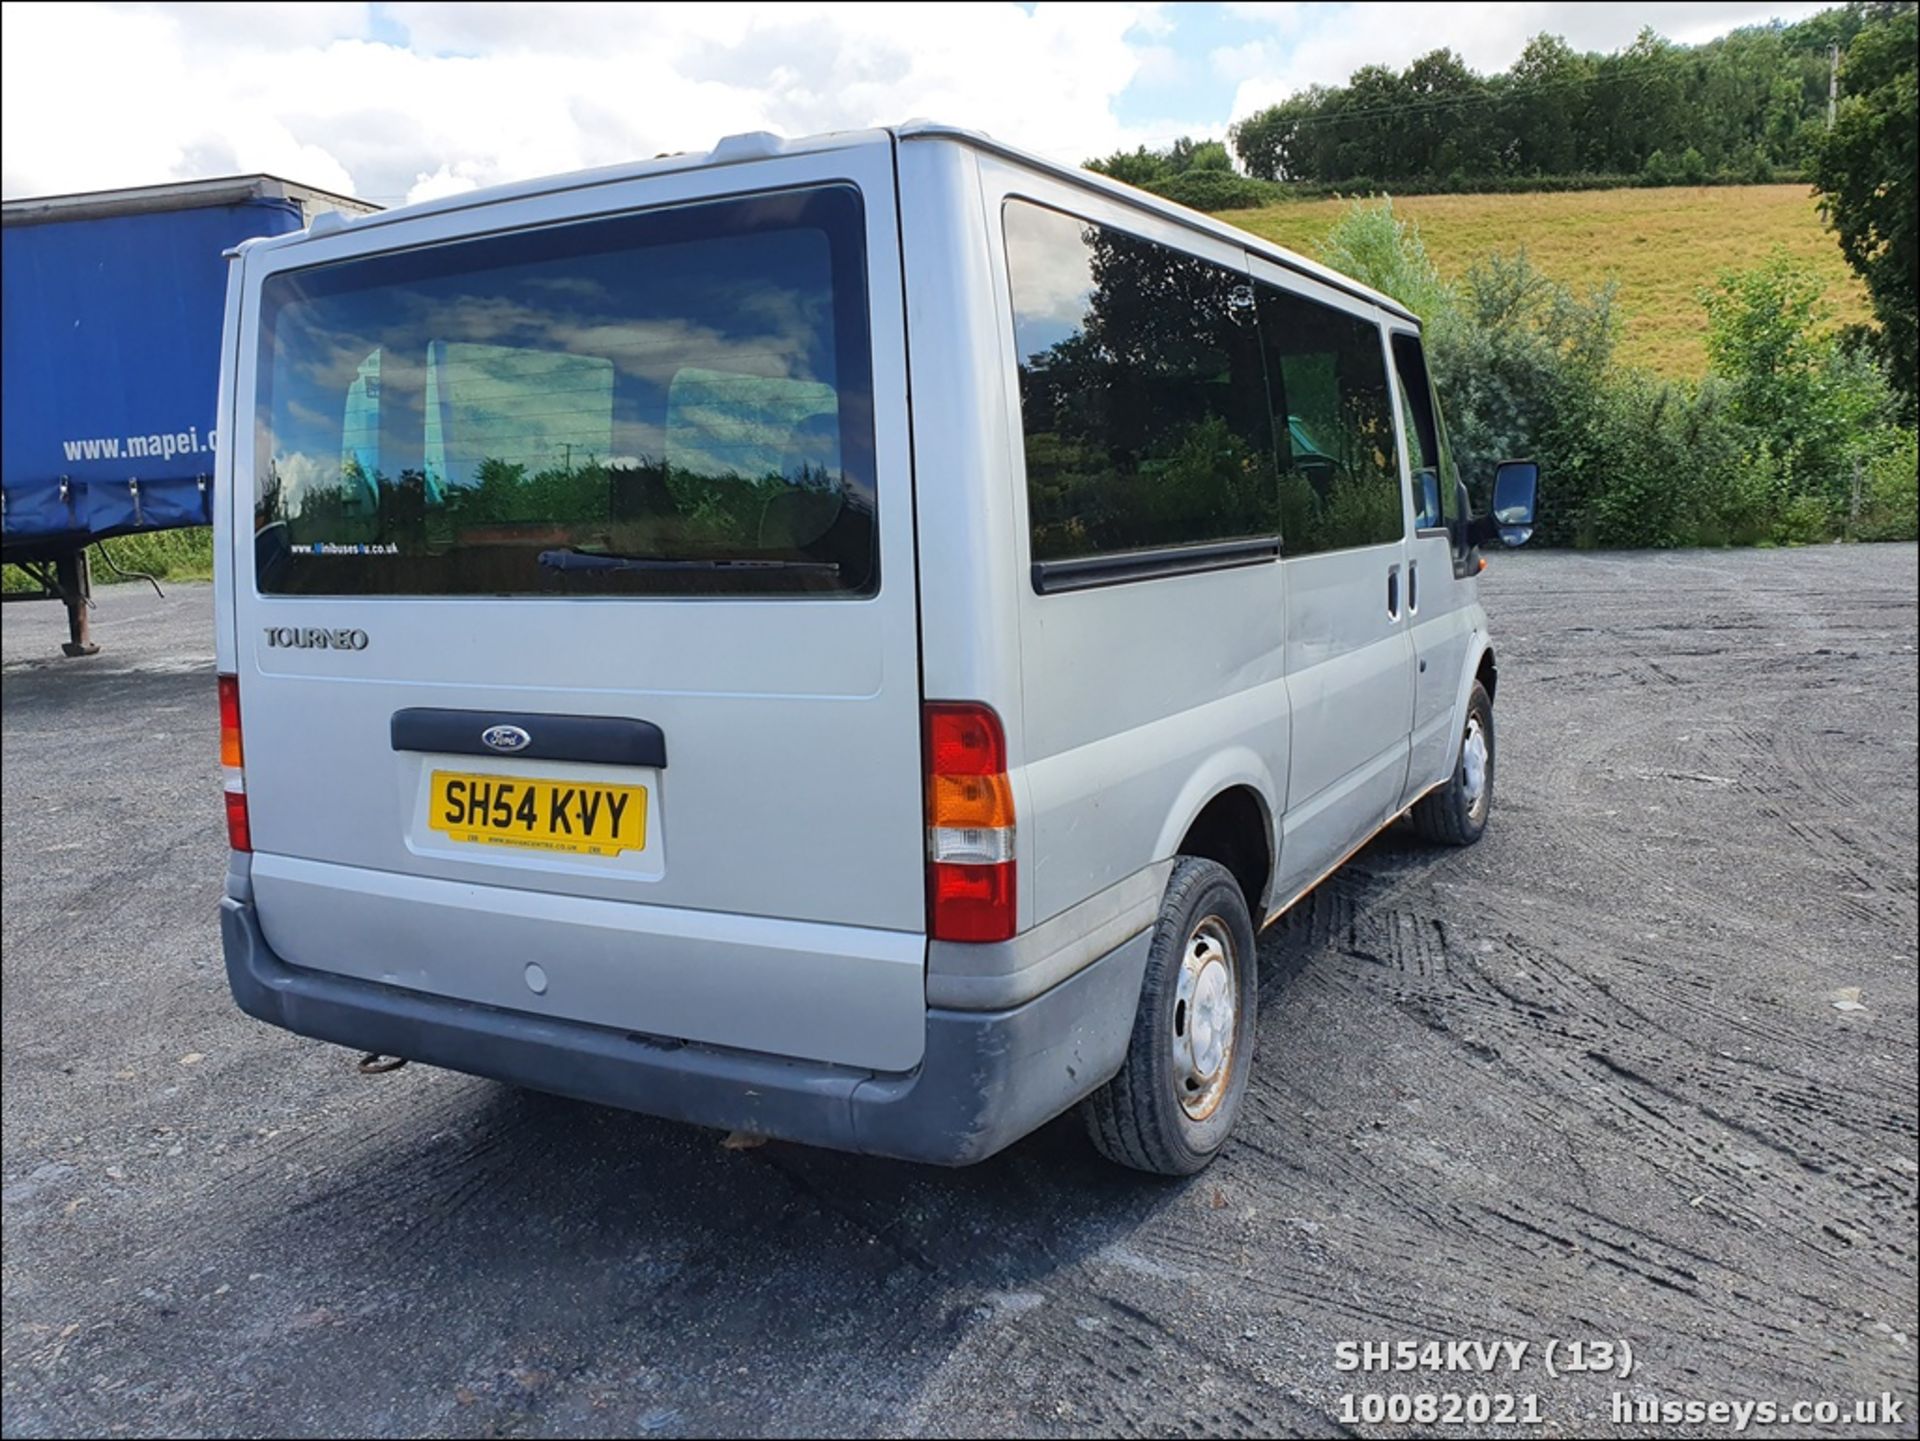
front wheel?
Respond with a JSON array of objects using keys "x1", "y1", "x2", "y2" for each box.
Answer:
[
  {"x1": 1082, "y1": 857, "x2": 1257, "y2": 1175},
  {"x1": 1411, "y1": 679, "x2": 1495, "y2": 845}
]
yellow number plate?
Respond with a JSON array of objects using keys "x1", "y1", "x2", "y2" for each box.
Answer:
[{"x1": 428, "y1": 771, "x2": 648, "y2": 856}]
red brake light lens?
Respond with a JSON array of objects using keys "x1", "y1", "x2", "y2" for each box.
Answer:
[
  {"x1": 218, "y1": 674, "x2": 248, "y2": 850},
  {"x1": 924, "y1": 702, "x2": 1015, "y2": 943},
  {"x1": 928, "y1": 860, "x2": 1015, "y2": 943},
  {"x1": 224, "y1": 786, "x2": 252, "y2": 853},
  {"x1": 925, "y1": 703, "x2": 1006, "y2": 776}
]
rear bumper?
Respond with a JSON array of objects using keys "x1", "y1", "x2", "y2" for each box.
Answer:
[{"x1": 221, "y1": 896, "x2": 1150, "y2": 1166}]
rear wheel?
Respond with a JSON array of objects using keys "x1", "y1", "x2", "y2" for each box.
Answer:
[
  {"x1": 1411, "y1": 680, "x2": 1494, "y2": 845},
  {"x1": 1082, "y1": 857, "x2": 1257, "y2": 1175}
]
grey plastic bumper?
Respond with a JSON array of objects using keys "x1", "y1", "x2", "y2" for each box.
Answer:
[{"x1": 221, "y1": 897, "x2": 1151, "y2": 1166}]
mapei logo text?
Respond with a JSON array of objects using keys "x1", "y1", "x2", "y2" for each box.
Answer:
[{"x1": 263, "y1": 626, "x2": 370, "y2": 650}]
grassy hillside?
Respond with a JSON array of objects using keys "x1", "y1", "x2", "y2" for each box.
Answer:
[{"x1": 1227, "y1": 184, "x2": 1868, "y2": 377}]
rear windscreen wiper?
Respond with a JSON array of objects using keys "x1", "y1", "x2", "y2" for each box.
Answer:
[{"x1": 538, "y1": 548, "x2": 840, "y2": 576}]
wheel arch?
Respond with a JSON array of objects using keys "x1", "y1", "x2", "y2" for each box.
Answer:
[{"x1": 1152, "y1": 753, "x2": 1279, "y2": 921}]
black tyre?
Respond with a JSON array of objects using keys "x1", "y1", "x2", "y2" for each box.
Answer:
[
  {"x1": 1411, "y1": 679, "x2": 1494, "y2": 846},
  {"x1": 1082, "y1": 857, "x2": 1257, "y2": 1176}
]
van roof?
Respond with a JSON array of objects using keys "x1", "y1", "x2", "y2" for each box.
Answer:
[
  {"x1": 237, "y1": 122, "x2": 1417, "y2": 325},
  {"x1": 896, "y1": 122, "x2": 1418, "y2": 324}
]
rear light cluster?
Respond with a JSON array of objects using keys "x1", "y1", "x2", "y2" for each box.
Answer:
[
  {"x1": 217, "y1": 673, "x2": 250, "y2": 852},
  {"x1": 923, "y1": 702, "x2": 1015, "y2": 942}
]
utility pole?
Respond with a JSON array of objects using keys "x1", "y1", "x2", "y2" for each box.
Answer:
[{"x1": 1828, "y1": 42, "x2": 1840, "y2": 129}]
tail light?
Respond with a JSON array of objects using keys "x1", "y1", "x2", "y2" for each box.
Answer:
[
  {"x1": 223, "y1": 785, "x2": 252, "y2": 853},
  {"x1": 217, "y1": 673, "x2": 250, "y2": 852},
  {"x1": 218, "y1": 673, "x2": 244, "y2": 768},
  {"x1": 924, "y1": 702, "x2": 1015, "y2": 942}
]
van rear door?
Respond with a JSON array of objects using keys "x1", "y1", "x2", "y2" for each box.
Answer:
[{"x1": 225, "y1": 139, "x2": 928, "y2": 1071}]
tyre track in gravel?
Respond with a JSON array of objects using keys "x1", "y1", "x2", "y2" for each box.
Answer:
[{"x1": 5, "y1": 549, "x2": 1917, "y2": 1439}]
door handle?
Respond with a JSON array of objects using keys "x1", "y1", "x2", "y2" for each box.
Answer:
[
  {"x1": 1386, "y1": 564, "x2": 1401, "y2": 621},
  {"x1": 1408, "y1": 560, "x2": 1419, "y2": 614}
]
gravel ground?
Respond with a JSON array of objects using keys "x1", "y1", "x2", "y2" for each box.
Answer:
[{"x1": 3, "y1": 546, "x2": 1916, "y2": 1439}]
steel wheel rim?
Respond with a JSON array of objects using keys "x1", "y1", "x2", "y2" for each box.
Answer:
[
  {"x1": 1172, "y1": 915, "x2": 1238, "y2": 1121},
  {"x1": 1461, "y1": 714, "x2": 1490, "y2": 823}
]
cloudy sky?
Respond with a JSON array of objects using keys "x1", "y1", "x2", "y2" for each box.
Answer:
[{"x1": 1, "y1": 1, "x2": 1828, "y2": 204}]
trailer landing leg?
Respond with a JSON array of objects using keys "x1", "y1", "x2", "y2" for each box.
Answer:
[{"x1": 56, "y1": 549, "x2": 99, "y2": 657}]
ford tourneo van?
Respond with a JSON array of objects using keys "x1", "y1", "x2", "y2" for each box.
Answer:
[{"x1": 214, "y1": 123, "x2": 1539, "y2": 1174}]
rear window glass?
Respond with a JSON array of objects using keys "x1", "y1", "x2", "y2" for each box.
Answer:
[{"x1": 254, "y1": 185, "x2": 876, "y2": 597}]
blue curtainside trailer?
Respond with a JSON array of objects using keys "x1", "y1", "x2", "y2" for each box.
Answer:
[{"x1": 2, "y1": 175, "x2": 377, "y2": 654}]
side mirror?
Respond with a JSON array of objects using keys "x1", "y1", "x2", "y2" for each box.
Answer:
[{"x1": 1491, "y1": 459, "x2": 1539, "y2": 547}]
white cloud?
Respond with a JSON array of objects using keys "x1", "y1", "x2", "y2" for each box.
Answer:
[
  {"x1": 1131, "y1": 42, "x2": 1192, "y2": 90},
  {"x1": 0, "y1": 1, "x2": 1840, "y2": 201},
  {"x1": 2, "y1": 1, "x2": 1175, "y2": 201}
]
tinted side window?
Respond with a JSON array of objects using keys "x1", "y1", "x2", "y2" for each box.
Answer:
[
  {"x1": 1003, "y1": 201, "x2": 1278, "y2": 568},
  {"x1": 256, "y1": 185, "x2": 876, "y2": 597},
  {"x1": 1390, "y1": 331, "x2": 1455, "y2": 531},
  {"x1": 1256, "y1": 283, "x2": 1403, "y2": 555}
]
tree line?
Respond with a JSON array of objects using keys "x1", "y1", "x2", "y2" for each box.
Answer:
[
  {"x1": 1225, "y1": 7, "x2": 1872, "y2": 187},
  {"x1": 1091, "y1": 5, "x2": 1891, "y2": 196}
]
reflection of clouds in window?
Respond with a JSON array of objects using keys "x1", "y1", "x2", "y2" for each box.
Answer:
[
  {"x1": 544, "y1": 315, "x2": 817, "y2": 388},
  {"x1": 1005, "y1": 204, "x2": 1095, "y2": 356},
  {"x1": 423, "y1": 342, "x2": 615, "y2": 496},
  {"x1": 269, "y1": 449, "x2": 333, "y2": 515},
  {"x1": 520, "y1": 273, "x2": 611, "y2": 301},
  {"x1": 666, "y1": 368, "x2": 838, "y2": 482}
]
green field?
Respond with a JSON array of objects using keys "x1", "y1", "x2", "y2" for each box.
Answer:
[{"x1": 1227, "y1": 184, "x2": 1868, "y2": 378}]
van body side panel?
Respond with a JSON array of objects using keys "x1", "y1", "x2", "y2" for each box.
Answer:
[
  {"x1": 1383, "y1": 322, "x2": 1481, "y2": 803},
  {"x1": 1270, "y1": 547, "x2": 1415, "y2": 900},
  {"x1": 895, "y1": 137, "x2": 1038, "y2": 919},
  {"x1": 977, "y1": 156, "x2": 1290, "y2": 929},
  {"x1": 228, "y1": 140, "x2": 929, "y2": 1073}
]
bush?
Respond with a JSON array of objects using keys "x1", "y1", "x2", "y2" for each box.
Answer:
[
  {"x1": 1855, "y1": 428, "x2": 1920, "y2": 540},
  {"x1": 1085, "y1": 147, "x2": 1168, "y2": 187},
  {"x1": 1431, "y1": 252, "x2": 1618, "y2": 545},
  {"x1": 1583, "y1": 376, "x2": 1775, "y2": 547},
  {"x1": 1308, "y1": 198, "x2": 1918, "y2": 550},
  {"x1": 1774, "y1": 488, "x2": 1834, "y2": 544},
  {"x1": 1143, "y1": 169, "x2": 1277, "y2": 211},
  {"x1": 1087, "y1": 136, "x2": 1240, "y2": 193},
  {"x1": 1702, "y1": 251, "x2": 1897, "y2": 515},
  {"x1": 1731, "y1": 143, "x2": 1777, "y2": 185},
  {"x1": 1196, "y1": 171, "x2": 1806, "y2": 206},
  {"x1": 1316, "y1": 197, "x2": 1455, "y2": 323},
  {"x1": 0, "y1": 527, "x2": 216, "y2": 595}
]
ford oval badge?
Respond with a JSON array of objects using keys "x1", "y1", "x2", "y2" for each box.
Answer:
[{"x1": 481, "y1": 724, "x2": 531, "y2": 754}]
